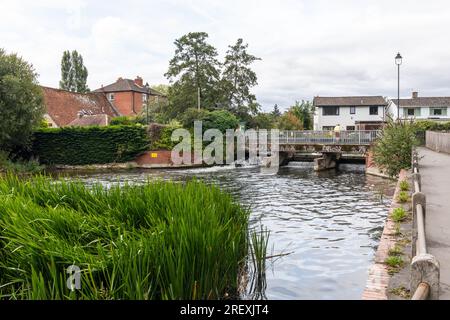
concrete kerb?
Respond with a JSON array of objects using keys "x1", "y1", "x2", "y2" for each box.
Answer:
[{"x1": 411, "y1": 192, "x2": 426, "y2": 257}]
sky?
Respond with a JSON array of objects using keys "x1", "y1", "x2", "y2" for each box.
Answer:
[{"x1": 2, "y1": 0, "x2": 450, "y2": 111}]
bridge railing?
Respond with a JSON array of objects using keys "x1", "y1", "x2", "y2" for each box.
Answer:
[
  {"x1": 410, "y1": 150, "x2": 440, "y2": 300},
  {"x1": 277, "y1": 130, "x2": 380, "y2": 145}
]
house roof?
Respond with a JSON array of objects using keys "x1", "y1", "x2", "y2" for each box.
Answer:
[
  {"x1": 41, "y1": 86, "x2": 119, "y2": 127},
  {"x1": 68, "y1": 114, "x2": 111, "y2": 127},
  {"x1": 392, "y1": 97, "x2": 450, "y2": 107},
  {"x1": 94, "y1": 78, "x2": 166, "y2": 96},
  {"x1": 313, "y1": 96, "x2": 387, "y2": 106}
]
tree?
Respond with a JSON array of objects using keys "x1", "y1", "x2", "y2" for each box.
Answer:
[
  {"x1": 272, "y1": 104, "x2": 281, "y2": 117},
  {"x1": 0, "y1": 49, "x2": 45, "y2": 154},
  {"x1": 221, "y1": 38, "x2": 261, "y2": 116},
  {"x1": 59, "y1": 50, "x2": 89, "y2": 93},
  {"x1": 289, "y1": 100, "x2": 314, "y2": 130},
  {"x1": 250, "y1": 112, "x2": 276, "y2": 129},
  {"x1": 278, "y1": 111, "x2": 303, "y2": 130},
  {"x1": 165, "y1": 32, "x2": 221, "y2": 116}
]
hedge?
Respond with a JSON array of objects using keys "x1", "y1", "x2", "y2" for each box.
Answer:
[{"x1": 32, "y1": 125, "x2": 150, "y2": 165}]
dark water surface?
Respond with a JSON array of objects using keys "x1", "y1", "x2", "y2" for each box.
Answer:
[{"x1": 60, "y1": 163, "x2": 394, "y2": 300}]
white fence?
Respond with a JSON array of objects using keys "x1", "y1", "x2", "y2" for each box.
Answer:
[{"x1": 278, "y1": 130, "x2": 379, "y2": 145}]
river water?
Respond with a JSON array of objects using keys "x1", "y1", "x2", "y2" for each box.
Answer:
[{"x1": 61, "y1": 162, "x2": 394, "y2": 300}]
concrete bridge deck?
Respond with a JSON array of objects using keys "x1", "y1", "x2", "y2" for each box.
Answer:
[{"x1": 418, "y1": 146, "x2": 450, "y2": 299}]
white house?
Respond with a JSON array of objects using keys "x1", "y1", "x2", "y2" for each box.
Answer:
[
  {"x1": 390, "y1": 91, "x2": 450, "y2": 121},
  {"x1": 313, "y1": 96, "x2": 389, "y2": 131}
]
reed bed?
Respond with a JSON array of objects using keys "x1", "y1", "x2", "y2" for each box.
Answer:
[{"x1": 0, "y1": 174, "x2": 266, "y2": 300}]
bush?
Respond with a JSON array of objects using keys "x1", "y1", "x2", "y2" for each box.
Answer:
[
  {"x1": 373, "y1": 118, "x2": 418, "y2": 178},
  {"x1": 180, "y1": 108, "x2": 239, "y2": 133},
  {"x1": 148, "y1": 121, "x2": 183, "y2": 150},
  {"x1": 32, "y1": 125, "x2": 149, "y2": 165},
  {"x1": 0, "y1": 150, "x2": 44, "y2": 174},
  {"x1": 0, "y1": 175, "x2": 261, "y2": 299},
  {"x1": 109, "y1": 116, "x2": 146, "y2": 126},
  {"x1": 397, "y1": 191, "x2": 409, "y2": 203}
]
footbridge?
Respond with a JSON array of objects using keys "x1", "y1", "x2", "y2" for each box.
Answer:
[{"x1": 274, "y1": 130, "x2": 380, "y2": 171}]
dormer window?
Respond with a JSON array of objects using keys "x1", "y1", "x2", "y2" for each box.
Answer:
[{"x1": 108, "y1": 93, "x2": 115, "y2": 101}]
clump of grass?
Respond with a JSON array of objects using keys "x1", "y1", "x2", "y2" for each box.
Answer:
[
  {"x1": 394, "y1": 222, "x2": 402, "y2": 236},
  {"x1": 391, "y1": 207, "x2": 408, "y2": 222},
  {"x1": 399, "y1": 180, "x2": 410, "y2": 191},
  {"x1": 385, "y1": 255, "x2": 404, "y2": 274},
  {"x1": 0, "y1": 174, "x2": 266, "y2": 300},
  {"x1": 388, "y1": 246, "x2": 403, "y2": 256},
  {"x1": 397, "y1": 191, "x2": 409, "y2": 203},
  {"x1": 389, "y1": 286, "x2": 411, "y2": 299},
  {"x1": 0, "y1": 151, "x2": 44, "y2": 174}
]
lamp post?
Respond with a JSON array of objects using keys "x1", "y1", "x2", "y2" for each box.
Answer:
[{"x1": 395, "y1": 52, "x2": 403, "y2": 121}]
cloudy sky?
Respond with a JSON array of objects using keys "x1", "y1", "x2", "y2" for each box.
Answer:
[{"x1": 2, "y1": 0, "x2": 450, "y2": 111}]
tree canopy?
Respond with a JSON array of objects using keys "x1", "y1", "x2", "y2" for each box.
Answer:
[
  {"x1": 59, "y1": 50, "x2": 89, "y2": 93},
  {"x1": 0, "y1": 48, "x2": 45, "y2": 154}
]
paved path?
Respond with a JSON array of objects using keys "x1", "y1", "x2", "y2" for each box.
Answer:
[{"x1": 418, "y1": 147, "x2": 450, "y2": 299}]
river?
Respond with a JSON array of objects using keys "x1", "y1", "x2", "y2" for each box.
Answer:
[{"x1": 61, "y1": 162, "x2": 394, "y2": 300}]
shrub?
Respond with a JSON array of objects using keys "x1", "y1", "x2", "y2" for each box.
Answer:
[
  {"x1": 0, "y1": 174, "x2": 265, "y2": 299},
  {"x1": 32, "y1": 125, "x2": 149, "y2": 165},
  {"x1": 0, "y1": 150, "x2": 44, "y2": 174},
  {"x1": 373, "y1": 117, "x2": 419, "y2": 178},
  {"x1": 148, "y1": 121, "x2": 183, "y2": 150},
  {"x1": 180, "y1": 108, "x2": 239, "y2": 133},
  {"x1": 109, "y1": 116, "x2": 146, "y2": 126}
]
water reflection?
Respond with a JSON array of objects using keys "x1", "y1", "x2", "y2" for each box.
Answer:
[{"x1": 56, "y1": 163, "x2": 394, "y2": 300}]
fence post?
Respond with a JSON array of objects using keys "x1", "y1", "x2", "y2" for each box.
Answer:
[{"x1": 411, "y1": 254, "x2": 440, "y2": 300}]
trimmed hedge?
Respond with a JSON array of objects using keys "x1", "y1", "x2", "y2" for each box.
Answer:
[{"x1": 32, "y1": 125, "x2": 150, "y2": 165}]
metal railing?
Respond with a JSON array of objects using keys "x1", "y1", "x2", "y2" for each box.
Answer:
[
  {"x1": 410, "y1": 150, "x2": 440, "y2": 300},
  {"x1": 278, "y1": 130, "x2": 379, "y2": 145}
]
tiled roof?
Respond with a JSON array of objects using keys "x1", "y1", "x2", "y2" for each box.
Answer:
[
  {"x1": 392, "y1": 97, "x2": 450, "y2": 107},
  {"x1": 94, "y1": 78, "x2": 166, "y2": 96},
  {"x1": 313, "y1": 96, "x2": 387, "y2": 106},
  {"x1": 68, "y1": 114, "x2": 111, "y2": 127},
  {"x1": 42, "y1": 86, "x2": 119, "y2": 127}
]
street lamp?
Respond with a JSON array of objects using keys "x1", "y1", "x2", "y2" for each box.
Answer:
[{"x1": 395, "y1": 52, "x2": 403, "y2": 121}]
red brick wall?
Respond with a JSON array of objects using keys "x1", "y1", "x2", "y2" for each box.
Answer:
[
  {"x1": 111, "y1": 92, "x2": 146, "y2": 116},
  {"x1": 135, "y1": 150, "x2": 173, "y2": 166}
]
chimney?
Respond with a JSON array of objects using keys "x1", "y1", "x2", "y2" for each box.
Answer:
[
  {"x1": 117, "y1": 77, "x2": 123, "y2": 82},
  {"x1": 77, "y1": 111, "x2": 83, "y2": 119},
  {"x1": 412, "y1": 91, "x2": 418, "y2": 99},
  {"x1": 134, "y1": 76, "x2": 143, "y2": 87}
]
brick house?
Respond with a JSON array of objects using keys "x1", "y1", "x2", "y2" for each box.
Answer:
[
  {"x1": 94, "y1": 77, "x2": 167, "y2": 116},
  {"x1": 41, "y1": 86, "x2": 119, "y2": 127}
]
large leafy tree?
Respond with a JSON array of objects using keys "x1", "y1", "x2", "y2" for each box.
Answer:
[
  {"x1": 165, "y1": 32, "x2": 221, "y2": 117},
  {"x1": 0, "y1": 49, "x2": 45, "y2": 154},
  {"x1": 59, "y1": 50, "x2": 89, "y2": 93},
  {"x1": 222, "y1": 38, "x2": 261, "y2": 117},
  {"x1": 289, "y1": 100, "x2": 314, "y2": 130}
]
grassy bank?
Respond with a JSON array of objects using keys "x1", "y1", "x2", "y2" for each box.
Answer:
[{"x1": 0, "y1": 174, "x2": 264, "y2": 299}]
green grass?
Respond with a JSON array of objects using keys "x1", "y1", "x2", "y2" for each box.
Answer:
[
  {"x1": 397, "y1": 191, "x2": 409, "y2": 203},
  {"x1": 388, "y1": 246, "x2": 403, "y2": 256},
  {"x1": 0, "y1": 174, "x2": 266, "y2": 300},
  {"x1": 399, "y1": 180, "x2": 410, "y2": 191},
  {"x1": 391, "y1": 207, "x2": 408, "y2": 222},
  {"x1": 385, "y1": 255, "x2": 404, "y2": 274}
]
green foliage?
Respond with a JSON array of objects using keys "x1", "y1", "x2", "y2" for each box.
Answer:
[
  {"x1": 59, "y1": 50, "x2": 89, "y2": 93},
  {"x1": 373, "y1": 117, "x2": 419, "y2": 178},
  {"x1": 388, "y1": 246, "x2": 403, "y2": 256},
  {"x1": 109, "y1": 116, "x2": 145, "y2": 126},
  {"x1": 391, "y1": 207, "x2": 407, "y2": 222},
  {"x1": 180, "y1": 108, "x2": 239, "y2": 133},
  {"x1": 399, "y1": 180, "x2": 410, "y2": 191},
  {"x1": 222, "y1": 38, "x2": 261, "y2": 115},
  {"x1": 397, "y1": 191, "x2": 409, "y2": 203},
  {"x1": 413, "y1": 120, "x2": 450, "y2": 132},
  {"x1": 148, "y1": 122, "x2": 183, "y2": 150},
  {"x1": 249, "y1": 112, "x2": 277, "y2": 129},
  {"x1": 0, "y1": 48, "x2": 45, "y2": 154},
  {"x1": 278, "y1": 111, "x2": 303, "y2": 130},
  {"x1": 0, "y1": 175, "x2": 265, "y2": 299},
  {"x1": 289, "y1": 100, "x2": 314, "y2": 130},
  {"x1": 165, "y1": 32, "x2": 222, "y2": 116},
  {"x1": 0, "y1": 151, "x2": 44, "y2": 174},
  {"x1": 272, "y1": 104, "x2": 281, "y2": 118},
  {"x1": 385, "y1": 255, "x2": 404, "y2": 269},
  {"x1": 32, "y1": 125, "x2": 149, "y2": 165}
]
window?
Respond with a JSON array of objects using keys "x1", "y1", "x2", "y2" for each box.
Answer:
[
  {"x1": 322, "y1": 126, "x2": 335, "y2": 131},
  {"x1": 369, "y1": 106, "x2": 378, "y2": 115},
  {"x1": 109, "y1": 93, "x2": 115, "y2": 101},
  {"x1": 346, "y1": 126, "x2": 355, "y2": 131},
  {"x1": 322, "y1": 106, "x2": 339, "y2": 116},
  {"x1": 142, "y1": 94, "x2": 148, "y2": 103},
  {"x1": 350, "y1": 106, "x2": 356, "y2": 114},
  {"x1": 404, "y1": 108, "x2": 420, "y2": 117},
  {"x1": 430, "y1": 107, "x2": 447, "y2": 116}
]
